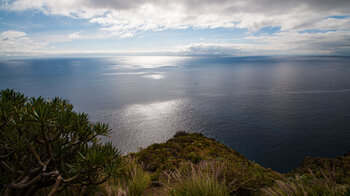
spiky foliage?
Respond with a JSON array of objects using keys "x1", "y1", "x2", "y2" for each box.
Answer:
[
  {"x1": 290, "y1": 152, "x2": 350, "y2": 185},
  {"x1": 162, "y1": 161, "x2": 230, "y2": 196},
  {"x1": 103, "y1": 157, "x2": 151, "y2": 196},
  {"x1": 0, "y1": 89, "x2": 122, "y2": 196},
  {"x1": 123, "y1": 158, "x2": 151, "y2": 196}
]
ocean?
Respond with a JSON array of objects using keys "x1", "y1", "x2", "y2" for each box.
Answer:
[{"x1": 1, "y1": 56, "x2": 350, "y2": 173}]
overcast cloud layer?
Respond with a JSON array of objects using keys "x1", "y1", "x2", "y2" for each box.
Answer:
[{"x1": 1, "y1": 0, "x2": 350, "y2": 56}]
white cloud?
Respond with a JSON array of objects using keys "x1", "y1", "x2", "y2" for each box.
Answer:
[
  {"x1": 1, "y1": 29, "x2": 350, "y2": 57},
  {"x1": 68, "y1": 32, "x2": 81, "y2": 39},
  {"x1": 0, "y1": 30, "x2": 47, "y2": 56},
  {"x1": 1, "y1": 30, "x2": 26, "y2": 39},
  {"x1": 298, "y1": 17, "x2": 350, "y2": 31},
  {"x1": 3, "y1": 0, "x2": 350, "y2": 35},
  {"x1": 177, "y1": 30, "x2": 350, "y2": 55},
  {"x1": 1, "y1": 0, "x2": 350, "y2": 56},
  {"x1": 176, "y1": 43, "x2": 242, "y2": 55},
  {"x1": 246, "y1": 30, "x2": 350, "y2": 54},
  {"x1": 120, "y1": 32, "x2": 134, "y2": 38}
]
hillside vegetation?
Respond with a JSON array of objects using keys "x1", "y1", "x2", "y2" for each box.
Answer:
[
  {"x1": 1, "y1": 89, "x2": 349, "y2": 196},
  {"x1": 101, "y1": 132, "x2": 350, "y2": 196}
]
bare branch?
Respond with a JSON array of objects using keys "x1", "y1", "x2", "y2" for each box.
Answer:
[
  {"x1": 28, "y1": 144, "x2": 44, "y2": 166},
  {"x1": 48, "y1": 176, "x2": 62, "y2": 196},
  {"x1": 15, "y1": 155, "x2": 33, "y2": 183},
  {"x1": 63, "y1": 173, "x2": 80, "y2": 183},
  {"x1": 9, "y1": 174, "x2": 41, "y2": 189},
  {"x1": 0, "y1": 152, "x2": 14, "y2": 158},
  {"x1": 46, "y1": 142, "x2": 55, "y2": 162},
  {"x1": 42, "y1": 170, "x2": 60, "y2": 177},
  {"x1": 0, "y1": 160, "x2": 18, "y2": 173}
]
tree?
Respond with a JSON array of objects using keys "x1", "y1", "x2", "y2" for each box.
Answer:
[{"x1": 0, "y1": 89, "x2": 122, "y2": 195}]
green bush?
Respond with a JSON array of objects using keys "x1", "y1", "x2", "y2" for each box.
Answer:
[
  {"x1": 125, "y1": 159, "x2": 151, "y2": 196},
  {"x1": 262, "y1": 165, "x2": 349, "y2": 196},
  {"x1": 162, "y1": 161, "x2": 230, "y2": 196},
  {"x1": 0, "y1": 89, "x2": 122, "y2": 195},
  {"x1": 104, "y1": 158, "x2": 151, "y2": 196}
]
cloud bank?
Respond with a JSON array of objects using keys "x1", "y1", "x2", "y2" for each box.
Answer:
[
  {"x1": 177, "y1": 30, "x2": 350, "y2": 56},
  {"x1": 0, "y1": 30, "x2": 47, "y2": 56},
  {"x1": 4, "y1": 0, "x2": 350, "y2": 32},
  {"x1": 1, "y1": 0, "x2": 350, "y2": 56}
]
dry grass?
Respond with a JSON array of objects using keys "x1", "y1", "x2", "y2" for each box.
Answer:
[
  {"x1": 262, "y1": 162, "x2": 349, "y2": 196},
  {"x1": 102, "y1": 157, "x2": 151, "y2": 196},
  {"x1": 161, "y1": 161, "x2": 230, "y2": 196}
]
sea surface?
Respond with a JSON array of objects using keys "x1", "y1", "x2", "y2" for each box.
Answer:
[{"x1": 1, "y1": 56, "x2": 350, "y2": 173}]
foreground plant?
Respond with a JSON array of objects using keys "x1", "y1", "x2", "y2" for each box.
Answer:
[
  {"x1": 162, "y1": 161, "x2": 230, "y2": 196},
  {"x1": 0, "y1": 89, "x2": 122, "y2": 195},
  {"x1": 262, "y1": 163, "x2": 348, "y2": 196},
  {"x1": 103, "y1": 157, "x2": 151, "y2": 196}
]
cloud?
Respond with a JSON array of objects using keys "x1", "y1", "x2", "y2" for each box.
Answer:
[
  {"x1": 1, "y1": 29, "x2": 349, "y2": 57},
  {"x1": 120, "y1": 32, "x2": 133, "y2": 38},
  {"x1": 298, "y1": 17, "x2": 350, "y2": 31},
  {"x1": 1, "y1": 30, "x2": 26, "y2": 40},
  {"x1": 3, "y1": 0, "x2": 350, "y2": 35},
  {"x1": 177, "y1": 30, "x2": 350, "y2": 55},
  {"x1": 176, "y1": 43, "x2": 242, "y2": 55},
  {"x1": 1, "y1": 0, "x2": 350, "y2": 56},
  {"x1": 0, "y1": 30, "x2": 47, "y2": 56},
  {"x1": 68, "y1": 32, "x2": 81, "y2": 39},
  {"x1": 246, "y1": 30, "x2": 350, "y2": 55}
]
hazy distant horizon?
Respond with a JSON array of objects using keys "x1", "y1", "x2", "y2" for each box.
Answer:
[{"x1": 2, "y1": 54, "x2": 350, "y2": 60}]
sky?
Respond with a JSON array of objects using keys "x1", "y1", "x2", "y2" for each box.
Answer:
[{"x1": 0, "y1": 0, "x2": 350, "y2": 57}]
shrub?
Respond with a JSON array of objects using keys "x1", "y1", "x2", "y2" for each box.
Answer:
[
  {"x1": 125, "y1": 159, "x2": 151, "y2": 196},
  {"x1": 173, "y1": 131, "x2": 189, "y2": 138},
  {"x1": 262, "y1": 163, "x2": 349, "y2": 196},
  {"x1": 104, "y1": 158, "x2": 151, "y2": 196},
  {"x1": 0, "y1": 89, "x2": 122, "y2": 195},
  {"x1": 162, "y1": 161, "x2": 230, "y2": 196}
]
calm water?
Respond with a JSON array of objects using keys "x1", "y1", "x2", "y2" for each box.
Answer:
[{"x1": 1, "y1": 56, "x2": 350, "y2": 172}]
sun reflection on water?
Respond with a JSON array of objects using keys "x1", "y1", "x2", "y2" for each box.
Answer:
[
  {"x1": 98, "y1": 99, "x2": 189, "y2": 153},
  {"x1": 103, "y1": 56, "x2": 189, "y2": 79},
  {"x1": 142, "y1": 74, "x2": 165, "y2": 79},
  {"x1": 109, "y1": 56, "x2": 189, "y2": 69}
]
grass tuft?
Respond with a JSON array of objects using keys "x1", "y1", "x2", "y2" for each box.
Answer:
[
  {"x1": 262, "y1": 162, "x2": 349, "y2": 196},
  {"x1": 161, "y1": 161, "x2": 229, "y2": 196},
  {"x1": 103, "y1": 157, "x2": 151, "y2": 196}
]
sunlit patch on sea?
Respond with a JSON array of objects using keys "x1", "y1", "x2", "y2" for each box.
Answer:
[{"x1": 1, "y1": 56, "x2": 350, "y2": 172}]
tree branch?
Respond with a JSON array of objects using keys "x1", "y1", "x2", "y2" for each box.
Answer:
[
  {"x1": 15, "y1": 155, "x2": 33, "y2": 183},
  {"x1": 9, "y1": 174, "x2": 41, "y2": 189},
  {"x1": 48, "y1": 175, "x2": 62, "y2": 196},
  {"x1": 0, "y1": 160, "x2": 18, "y2": 173},
  {"x1": 46, "y1": 142, "x2": 56, "y2": 162},
  {"x1": 63, "y1": 173, "x2": 80, "y2": 183},
  {"x1": 0, "y1": 151, "x2": 14, "y2": 158},
  {"x1": 42, "y1": 170, "x2": 60, "y2": 177},
  {"x1": 28, "y1": 144, "x2": 44, "y2": 166}
]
